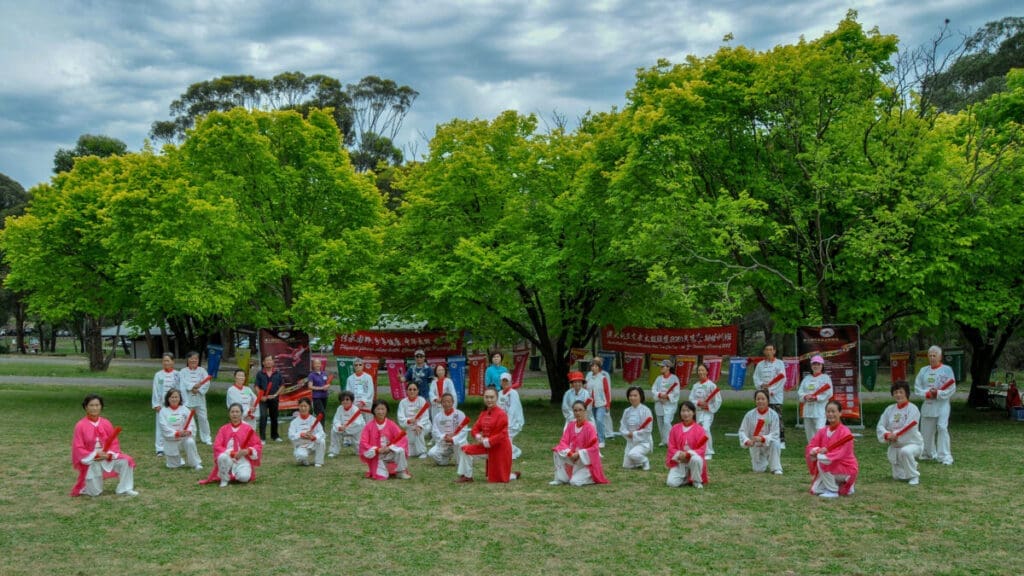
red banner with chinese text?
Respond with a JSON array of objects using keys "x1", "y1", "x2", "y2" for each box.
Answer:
[
  {"x1": 333, "y1": 331, "x2": 462, "y2": 358},
  {"x1": 601, "y1": 325, "x2": 738, "y2": 356},
  {"x1": 512, "y1": 348, "x2": 530, "y2": 387},
  {"x1": 386, "y1": 358, "x2": 407, "y2": 400},
  {"x1": 622, "y1": 353, "x2": 645, "y2": 384},
  {"x1": 467, "y1": 354, "x2": 487, "y2": 397}
]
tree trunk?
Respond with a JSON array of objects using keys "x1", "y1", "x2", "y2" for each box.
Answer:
[
  {"x1": 84, "y1": 315, "x2": 107, "y2": 371},
  {"x1": 14, "y1": 299, "x2": 26, "y2": 354},
  {"x1": 958, "y1": 320, "x2": 1019, "y2": 409},
  {"x1": 540, "y1": 342, "x2": 570, "y2": 405}
]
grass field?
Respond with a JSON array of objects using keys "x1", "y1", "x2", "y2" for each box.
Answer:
[{"x1": 0, "y1": 381, "x2": 1021, "y2": 576}]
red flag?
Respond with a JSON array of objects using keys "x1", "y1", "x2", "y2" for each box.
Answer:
[
  {"x1": 183, "y1": 409, "x2": 195, "y2": 432},
  {"x1": 102, "y1": 426, "x2": 122, "y2": 453}
]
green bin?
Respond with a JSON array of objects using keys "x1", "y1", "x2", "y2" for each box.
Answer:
[
  {"x1": 944, "y1": 349, "x2": 965, "y2": 383},
  {"x1": 861, "y1": 355, "x2": 880, "y2": 391}
]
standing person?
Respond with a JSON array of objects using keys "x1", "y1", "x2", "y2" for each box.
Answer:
[
  {"x1": 200, "y1": 403, "x2": 261, "y2": 488},
  {"x1": 70, "y1": 394, "x2": 138, "y2": 497},
  {"x1": 158, "y1": 389, "x2": 202, "y2": 470},
  {"x1": 497, "y1": 372, "x2": 524, "y2": 460},
  {"x1": 305, "y1": 357, "x2": 331, "y2": 422},
  {"x1": 739, "y1": 389, "x2": 783, "y2": 475},
  {"x1": 399, "y1": 349, "x2": 433, "y2": 400},
  {"x1": 877, "y1": 381, "x2": 923, "y2": 486},
  {"x1": 586, "y1": 357, "x2": 612, "y2": 448},
  {"x1": 225, "y1": 368, "x2": 259, "y2": 431},
  {"x1": 550, "y1": 401, "x2": 609, "y2": 486},
  {"x1": 151, "y1": 352, "x2": 179, "y2": 456},
  {"x1": 666, "y1": 401, "x2": 708, "y2": 489},
  {"x1": 256, "y1": 354, "x2": 284, "y2": 443},
  {"x1": 346, "y1": 358, "x2": 375, "y2": 423},
  {"x1": 914, "y1": 345, "x2": 956, "y2": 465},
  {"x1": 798, "y1": 355, "x2": 833, "y2": 442},
  {"x1": 562, "y1": 371, "x2": 592, "y2": 423},
  {"x1": 753, "y1": 344, "x2": 788, "y2": 449},
  {"x1": 805, "y1": 400, "x2": 859, "y2": 498},
  {"x1": 428, "y1": 393, "x2": 469, "y2": 466},
  {"x1": 179, "y1": 351, "x2": 212, "y2": 445},
  {"x1": 651, "y1": 359, "x2": 680, "y2": 447},
  {"x1": 428, "y1": 363, "x2": 458, "y2": 421},
  {"x1": 397, "y1": 382, "x2": 430, "y2": 458},
  {"x1": 358, "y1": 400, "x2": 411, "y2": 480},
  {"x1": 484, "y1": 351, "x2": 508, "y2": 390},
  {"x1": 329, "y1": 391, "x2": 365, "y2": 458},
  {"x1": 619, "y1": 386, "x2": 654, "y2": 471},
  {"x1": 288, "y1": 397, "x2": 326, "y2": 467},
  {"x1": 690, "y1": 363, "x2": 722, "y2": 460},
  {"x1": 457, "y1": 388, "x2": 520, "y2": 483}
]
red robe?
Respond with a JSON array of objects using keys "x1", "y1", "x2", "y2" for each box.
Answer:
[
  {"x1": 70, "y1": 416, "x2": 135, "y2": 497},
  {"x1": 199, "y1": 422, "x2": 261, "y2": 485},
  {"x1": 665, "y1": 422, "x2": 709, "y2": 484},
  {"x1": 553, "y1": 420, "x2": 609, "y2": 484},
  {"x1": 805, "y1": 422, "x2": 859, "y2": 495},
  {"x1": 358, "y1": 418, "x2": 409, "y2": 480},
  {"x1": 462, "y1": 406, "x2": 513, "y2": 482}
]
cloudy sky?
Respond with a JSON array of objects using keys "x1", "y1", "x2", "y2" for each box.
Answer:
[{"x1": 0, "y1": 0, "x2": 1017, "y2": 189}]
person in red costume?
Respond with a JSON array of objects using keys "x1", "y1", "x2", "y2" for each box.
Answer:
[
  {"x1": 549, "y1": 401, "x2": 609, "y2": 486},
  {"x1": 666, "y1": 401, "x2": 709, "y2": 489},
  {"x1": 805, "y1": 400, "x2": 859, "y2": 498},
  {"x1": 199, "y1": 403, "x2": 262, "y2": 488},
  {"x1": 359, "y1": 400, "x2": 411, "y2": 480},
  {"x1": 70, "y1": 394, "x2": 137, "y2": 497},
  {"x1": 457, "y1": 388, "x2": 520, "y2": 483}
]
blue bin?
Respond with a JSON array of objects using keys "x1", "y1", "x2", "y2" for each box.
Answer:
[
  {"x1": 447, "y1": 356, "x2": 468, "y2": 404},
  {"x1": 206, "y1": 344, "x2": 224, "y2": 378},
  {"x1": 728, "y1": 357, "x2": 748, "y2": 390}
]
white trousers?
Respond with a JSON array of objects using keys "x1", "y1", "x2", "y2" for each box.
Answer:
[
  {"x1": 666, "y1": 455, "x2": 704, "y2": 487},
  {"x1": 406, "y1": 429, "x2": 427, "y2": 457},
  {"x1": 697, "y1": 412, "x2": 715, "y2": 455},
  {"x1": 749, "y1": 442, "x2": 782, "y2": 473},
  {"x1": 888, "y1": 443, "x2": 922, "y2": 480},
  {"x1": 329, "y1": 429, "x2": 360, "y2": 455},
  {"x1": 811, "y1": 463, "x2": 851, "y2": 494},
  {"x1": 428, "y1": 442, "x2": 459, "y2": 465},
  {"x1": 217, "y1": 453, "x2": 253, "y2": 484},
  {"x1": 552, "y1": 453, "x2": 594, "y2": 486},
  {"x1": 293, "y1": 438, "x2": 326, "y2": 466},
  {"x1": 803, "y1": 416, "x2": 825, "y2": 443},
  {"x1": 185, "y1": 398, "x2": 212, "y2": 444},
  {"x1": 154, "y1": 412, "x2": 164, "y2": 452},
  {"x1": 622, "y1": 439, "x2": 651, "y2": 469},
  {"x1": 510, "y1": 429, "x2": 522, "y2": 460},
  {"x1": 163, "y1": 436, "x2": 201, "y2": 469},
  {"x1": 83, "y1": 458, "x2": 135, "y2": 496},
  {"x1": 920, "y1": 416, "x2": 953, "y2": 464},
  {"x1": 374, "y1": 447, "x2": 408, "y2": 478},
  {"x1": 456, "y1": 450, "x2": 482, "y2": 478},
  {"x1": 655, "y1": 405, "x2": 675, "y2": 445}
]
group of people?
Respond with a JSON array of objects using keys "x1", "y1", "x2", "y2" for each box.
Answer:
[{"x1": 73, "y1": 345, "x2": 957, "y2": 498}]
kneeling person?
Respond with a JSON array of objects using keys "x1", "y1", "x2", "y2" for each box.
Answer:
[
  {"x1": 289, "y1": 397, "x2": 326, "y2": 467},
  {"x1": 428, "y1": 393, "x2": 470, "y2": 466}
]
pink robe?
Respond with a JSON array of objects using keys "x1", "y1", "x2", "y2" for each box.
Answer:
[
  {"x1": 71, "y1": 416, "x2": 135, "y2": 497},
  {"x1": 199, "y1": 422, "x2": 261, "y2": 485},
  {"x1": 553, "y1": 420, "x2": 609, "y2": 484},
  {"x1": 805, "y1": 422, "x2": 859, "y2": 495},
  {"x1": 665, "y1": 422, "x2": 709, "y2": 484},
  {"x1": 462, "y1": 406, "x2": 513, "y2": 482},
  {"x1": 358, "y1": 418, "x2": 409, "y2": 480}
]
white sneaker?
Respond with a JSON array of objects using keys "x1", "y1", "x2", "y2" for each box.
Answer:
[
  {"x1": 219, "y1": 480, "x2": 229, "y2": 488},
  {"x1": 548, "y1": 480, "x2": 565, "y2": 486},
  {"x1": 328, "y1": 452, "x2": 337, "y2": 458},
  {"x1": 261, "y1": 440, "x2": 267, "y2": 446},
  {"x1": 397, "y1": 471, "x2": 412, "y2": 480},
  {"x1": 194, "y1": 464, "x2": 203, "y2": 471},
  {"x1": 642, "y1": 461, "x2": 650, "y2": 471},
  {"x1": 847, "y1": 485, "x2": 855, "y2": 495},
  {"x1": 314, "y1": 464, "x2": 322, "y2": 468},
  {"x1": 120, "y1": 489, "x2": 139, "y2": 497},
  {"x1": 705, "y1": 454, "x2": 713, "y2": 460},
  {"x1": 818, "y1": 491, "x2": 839, "y2": 499},
  {"x1": 772, "y1": 469, "x2": 783, "y2": 475},
  {"x1": 780, "y1": 442, "x2": 786, "y2": 450},
  {"x1": 419, "y1": 453, "x2": 427, "y2": 459},
  {"x1": 599, "y1": 442, "x2": 606, "y2": 449},
  {"x1": 274, "y1": 438, "x2": 283, "y2": 442},
  {"x1": 694, "y1": 483, "x2": 703, "y2": 490}
]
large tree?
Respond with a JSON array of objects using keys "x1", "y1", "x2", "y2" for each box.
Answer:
[
  {"x1": 0, "y1": 173, "x2": 29, "y2": 351},
  {"x1": 53, "y1": 134, "x2": 128, "y2": 174},
  {"x1": 389, "y1": 112, "x2": 710, "y2": 401}
]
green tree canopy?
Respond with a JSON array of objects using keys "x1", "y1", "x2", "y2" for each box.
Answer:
[{"x1": 53, "y1": 134, "x2": 128, "y2": 174}]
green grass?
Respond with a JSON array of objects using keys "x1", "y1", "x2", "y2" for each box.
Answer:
[{"x1": 0, "y1": 382, "x2": 1020, "y2": 575}]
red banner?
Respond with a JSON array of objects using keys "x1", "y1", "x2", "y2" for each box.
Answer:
[
  {"x1": 703, "y1": 356, "x2": 723, "y2": 384},
  {"x1": 333, "y1": 330, "x2": 462, "y2": 358},
  {"x1": 890, "y1": 352, "x2": 910, "y2": 383},
  {"x1": 622, "y1": 352, "x2": 645, "y2": 384},
  {"x1": 601, "y1": 325, "x2": 738, "y2": 356},
  {"x1": 512, "y1": 348, "x2": 529, "y2": 387},
  {"x1": 783, "y1": 357, "x2": 800, "y2": 391},
  {"x1": 676, "y1": 355, "x2": 697, "y2": 387},
  {"x1": 798, "y1": 325, "x2": 861, "y2": 420},
  {"x1": 363, "y1": 358, "x2": 380, "y2": 404},
  {"x1": 386, "y1": 358, "x2": 407, "y2": 400},
  {"x1": 467, "y1": 354, "x2": 487, "y2": 397}
]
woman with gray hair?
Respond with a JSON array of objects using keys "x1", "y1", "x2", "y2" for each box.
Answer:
[{"x1": 913, "y1": 345, "x2": 956, "y2": 465}]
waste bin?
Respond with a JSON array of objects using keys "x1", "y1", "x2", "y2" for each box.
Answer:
[
  {"x1": 944, "y1": 349, "x2": 965, "y2": 383},
  {"x1": 861, "y1": 355, "x2": 880, "y2": 391},
  {"x1": 206, "y1": 344, "x2": 223, "y2": 378},
  {"x1": 728, "y1": 356, "x2": 748, "y2": 390}
]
